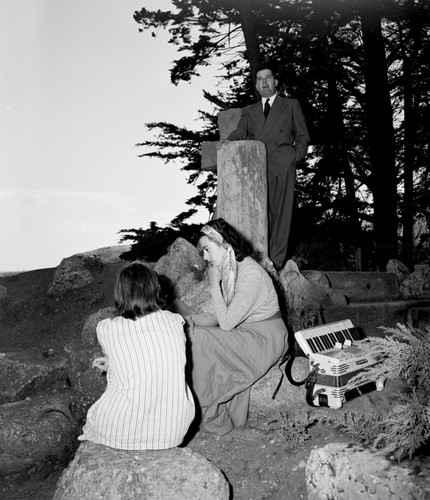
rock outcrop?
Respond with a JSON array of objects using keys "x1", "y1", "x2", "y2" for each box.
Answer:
[
  {"x1": 306, "y1": 442, "x2": 430, "y2": 500},
  {"x1": 280, "y1": 260, "x2": 348, "y2": 311},
  {"x1": 47, "y1": 255, "x2": 95, "y2": 296},
  {"x1": 47, "y1": 245, "x2": 130, "y2": 296},
  {"x1": 0, "y1": 348, "x2": 68, "y2": 404},
  {"x1": 81, "y1": 307, "x2": 115, "y2": 345},
  {"x1": 0, "y1": 393, "x2": 74, "y2": 475},
  {"x1": 154, "y1": 237, "x2": 205, "y2": 286},
  {"x1": 64, "y1": 342, "x2": 105, "y2": 422},
  {"x1": 250, "y1": 357, "x2": 310, "y2": 418},
  {"x1": 155, "y1": 237, "x2": 211, "y2": 313},
  {"x1": 53, "y1": 441, "x2": 230, "y2": 500},
  {"x1": 79, "y1": 245, "x2": 131, "y2": 264},
  {"x1": 386, "y1": 259, "x2": 410, "y2": 284},
  {"x1": 400, "y1": 265, "x2": 430, "y2": 299}
]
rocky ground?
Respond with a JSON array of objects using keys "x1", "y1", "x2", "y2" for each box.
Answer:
[{"x1": 0, "y1": 262, "x2": 405, "y2": 499}]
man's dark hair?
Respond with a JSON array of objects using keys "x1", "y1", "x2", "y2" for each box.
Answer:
[{"x1": 255, "y1": 63, "x2": 278, "y2": 80}]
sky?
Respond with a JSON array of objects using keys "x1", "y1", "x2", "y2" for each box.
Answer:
[{"x1": 0, "y1": 0, "x2": 219, "y2": 271}]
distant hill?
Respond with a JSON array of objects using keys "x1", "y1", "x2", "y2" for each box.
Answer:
[{"x1": 0, "y1": 244, "x2": 132, "y2": 277}]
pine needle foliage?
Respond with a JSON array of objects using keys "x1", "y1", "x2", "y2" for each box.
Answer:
[
  {"x1": 341, "y1": 323, "x2": 430, "y2": 460},
  {"x1": 332, "y1": 410, "x2": 386, "y2": 447},
  {"x1": 266, "y1": 410, "x2": 319, "y2": 450},
  {"x1": 372, "y1": 392, "x2": 430, "y2": 461},
  {"x1": 347, "y1": 324, "x2": 430, "y2": 398}
]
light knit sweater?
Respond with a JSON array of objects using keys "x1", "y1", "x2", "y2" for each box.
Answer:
[{"x1": 193, "y1": 256, "x2": 280, "y2": 331}]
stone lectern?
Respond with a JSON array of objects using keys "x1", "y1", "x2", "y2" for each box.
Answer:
[
  {"x1": 201, "y1": 109, "x2": 269, "y2": 259},
  {"x1": 216, "y1": 140, "x2": 268, "y2": 258}
]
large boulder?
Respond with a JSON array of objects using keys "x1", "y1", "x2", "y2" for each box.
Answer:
[
  {"x1": 154, "y1": 237, "x2": 205, "y2": 286},
  {"x1": 250, "y1": 357, "x2": 310, "y2": 419},
  {"x1": 47, "y1": 246, "x2": 128, "y2": 297},
  {"x1": 279, "y1": 260, "x2": 347, "y2": 312},
  {"x1": 81, "y1": 307, "x2": 115, "y2": 345},
  {"x1": 47, "y1": 255, "x2": 95, "y2": 296},
  {"x1": 155, "y1": 237, "x2": 211, "y2": 313},
  {"x1": 302, "y1": 270, "x2": 331, "y2": 289},
  {"x1": 177, "y1": 275, "x2": 212, "y2": 313},
  {"x1": 0, "y1": 348, "x2": 68, "y2": 404},
  {"x1": 80, "y1": 245, "x2": 131, "y2": 264},
  {"x1": 400, "y1": 265, "x2": 430, "y2": 299},
  {"x1": 386, "y1": 259, "x2": 411, "y2": 284},
  {"x1": 0, "y1": 393, "x2": 74, "y2": 474},
  {"x1": 64, "y1": 342, "x2": 105, "y2": 422},
  {"x1": 53, "y1": 441, "x2": 230, "y2": 500},
  {"x1": 306, "y1": 442, "x2": 430, "y2": 499}
]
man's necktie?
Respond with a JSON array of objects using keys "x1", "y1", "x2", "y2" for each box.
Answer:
[{"x1": 264, "y1": 99, "x2": 271, "y2": 119}]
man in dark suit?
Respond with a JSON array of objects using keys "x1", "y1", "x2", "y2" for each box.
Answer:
[{"x1": 227, "y1": 64, "x2": 310, "y2": 269}]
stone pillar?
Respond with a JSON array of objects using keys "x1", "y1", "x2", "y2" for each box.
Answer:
[
  {"x1": 216, "y1": 140, "x2": 268, "y2": 258},
  {"x1": 200, "y1": 109, "x2": 242, "y2": 172},
  {"x1": 218, "y1": 108, "x2": 242, "y2": 139}
]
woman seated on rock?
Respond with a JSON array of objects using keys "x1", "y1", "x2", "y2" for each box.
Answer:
[
  {"x1": 187, "y1": 218, "x2": 288, "y2": 436},
  {"x1": 78, "y1": 262, "x2": 195, "y2": 450}
]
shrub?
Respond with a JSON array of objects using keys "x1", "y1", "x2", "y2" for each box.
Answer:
[
  {"x1": 118, "y1": 221, "x2": 201, "y2": 262},
  {"x1": 341, "y1": 324, "x2": 430, "y2": 460},
  {"x1": 266, "y1": 410, "x2": 319, "y2": 450}
]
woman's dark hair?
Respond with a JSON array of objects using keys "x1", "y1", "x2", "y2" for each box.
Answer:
[
  {"x1": 198, "y1": 218, "x2": 253, "y2": 262},
  {"x1": 114, "y1": 261, "x2": 163, "y2": 320},
  {"x1": 157, "y1": 273, "x2": 176, "y2": 310}
]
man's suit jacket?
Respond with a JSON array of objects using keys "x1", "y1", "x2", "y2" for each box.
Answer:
[{"x1": 227, "y1": 96, "x2": 310, "y2": 177}]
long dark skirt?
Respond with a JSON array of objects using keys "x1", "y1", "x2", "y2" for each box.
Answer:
[{"x1": 189, "y1": 316, "x2": 288, "y2": 435}]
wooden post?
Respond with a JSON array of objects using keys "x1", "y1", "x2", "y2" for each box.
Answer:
[{"x1": 217, "y1": 140, "x2": 268, "y2": 258}]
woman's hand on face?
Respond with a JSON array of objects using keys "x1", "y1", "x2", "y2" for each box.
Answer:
[
  {"x1": 92, "y1": 356, "x2": 109, "y2": 372},
  {"x1": 207, "y1": 264, "x2": 220, "y2": 286},
  {"x1": 184, "y1": 315, "x2": 195, "y2": 335}
]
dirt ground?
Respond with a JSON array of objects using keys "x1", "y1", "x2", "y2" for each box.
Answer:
[{"x1": 0, "y1": 265, "x2": 351, "y2": 500}]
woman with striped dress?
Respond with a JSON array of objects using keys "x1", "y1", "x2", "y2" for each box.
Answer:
[{"x1": 78, "y1": 262, "x2": 195, "y2": 450}]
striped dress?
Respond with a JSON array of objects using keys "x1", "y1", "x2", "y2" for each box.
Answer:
[{"x1": 78, "y1": 310, "x2": 195, "y2": 450}]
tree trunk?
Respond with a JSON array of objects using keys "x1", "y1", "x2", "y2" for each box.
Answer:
[
  {"x1": 312, "y1": 0, "x2": 361, "y2": 248},
  {"x1": 401, "y1": 55, "x2": 416, "y2": 268},
  {"x1": 360, "y1": 1, "x2": 398, "y2": 269},
  {"x1": 236, "y1": 0, "x2": 261, "y2": 98},
  {"x1": 400, "y1": 0, "x2": 421, "y2": 269}
]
